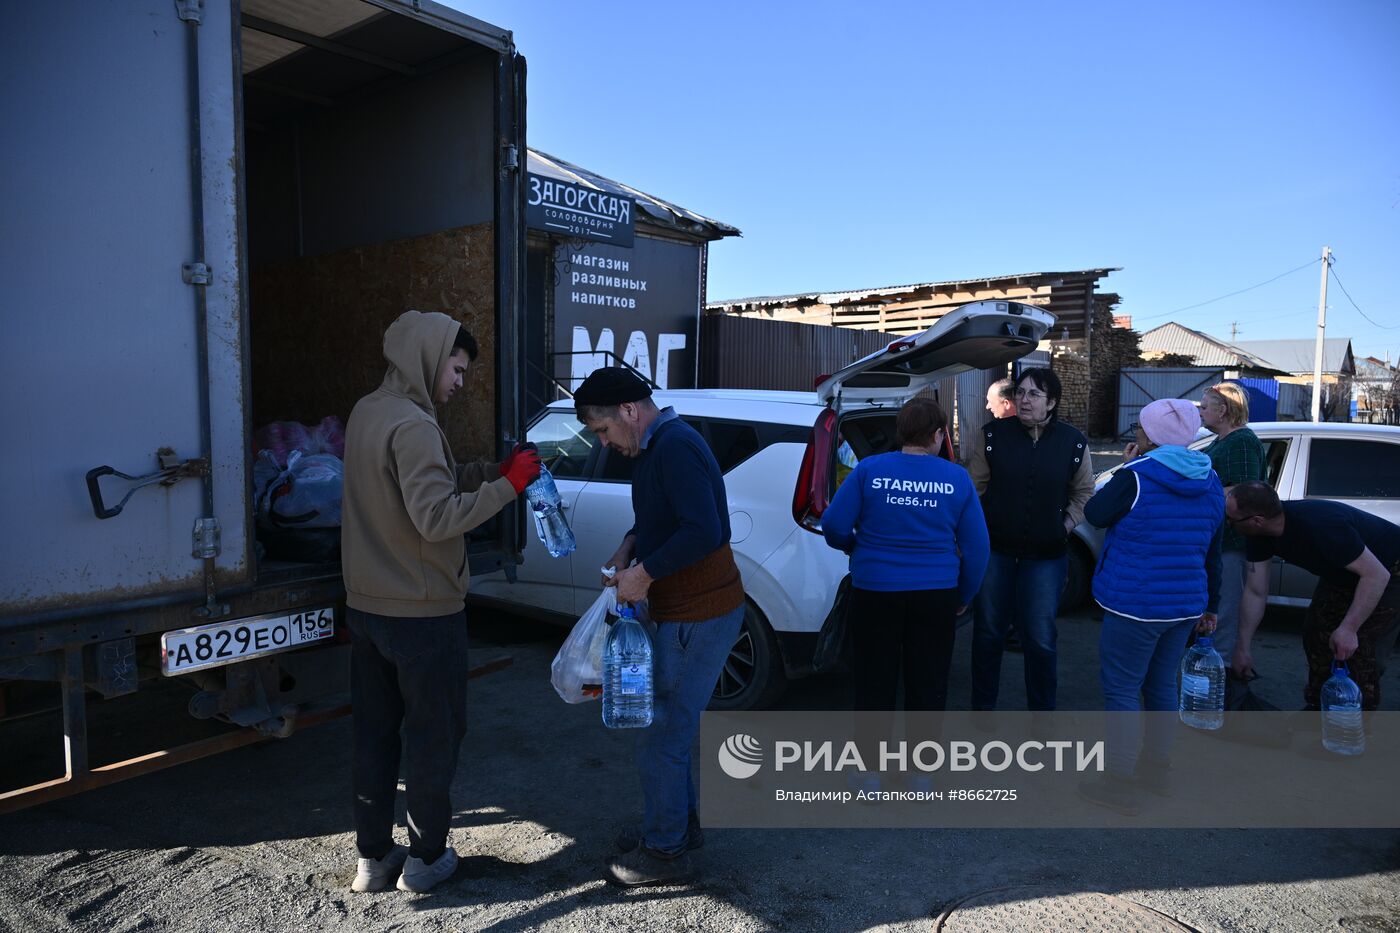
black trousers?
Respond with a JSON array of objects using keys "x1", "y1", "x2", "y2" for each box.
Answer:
[
  {"x1": 850, "y1": 586, "x2": 959, "y2": 711},
  {"x1": 348, "y1": 607, "x2": 469, "y2": 862}
]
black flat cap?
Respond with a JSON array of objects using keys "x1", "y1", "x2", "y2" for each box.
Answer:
[{"x1": 574, "y1": 367, "x2": 652, "y2": 406}]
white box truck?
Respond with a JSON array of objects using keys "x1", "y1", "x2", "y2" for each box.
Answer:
[{"x1": 0, "y1": 0, "x2": 528, "y2": 810}]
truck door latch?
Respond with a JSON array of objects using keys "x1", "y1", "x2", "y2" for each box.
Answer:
[
  {"x1": 182, "y1": 262, "x2": 211, "y2": 285},
  {"x1": 86, "y1": 447, "x2": 210, "y2": 520}
]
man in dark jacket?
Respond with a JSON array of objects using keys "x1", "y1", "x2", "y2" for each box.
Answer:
[
  {"x1": 574, "y1": 367, "x2": 745, "y2": 888},
  {"x1": 1228, "y1": 481, "x2": 1400, "y2": 710}
]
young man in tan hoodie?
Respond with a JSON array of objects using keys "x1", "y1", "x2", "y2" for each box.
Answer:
[{"x1": 341, "y1": 310, "x2": 540, "y2": 894}]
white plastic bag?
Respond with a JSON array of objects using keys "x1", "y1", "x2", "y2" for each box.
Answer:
[{"x1": 551, "y1": 587, "x2": 614, "y2": 704}]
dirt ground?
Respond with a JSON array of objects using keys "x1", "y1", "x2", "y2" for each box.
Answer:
[{"x1": 1, "y1": 603, "x2": 1397, "y2": 933}]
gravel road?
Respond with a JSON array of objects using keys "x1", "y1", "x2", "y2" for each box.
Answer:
[{"x1": 1, "y1": 607, "x2": 1397, "y2": 932}]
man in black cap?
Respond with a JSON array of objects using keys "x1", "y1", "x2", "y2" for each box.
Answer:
[{"x1": 573, "y1": 366, "x2": 745, "y2": 887}]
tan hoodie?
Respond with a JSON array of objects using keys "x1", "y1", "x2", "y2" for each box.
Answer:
[{"x1": 341, "y1": 310, "x2": 517, "y2": 617}]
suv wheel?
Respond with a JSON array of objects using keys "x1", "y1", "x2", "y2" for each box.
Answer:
[{"x1": 708, "y1": 601, "x2": 787, "y2": 711}]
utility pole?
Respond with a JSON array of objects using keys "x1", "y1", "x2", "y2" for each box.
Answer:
[
  {"x1": 1311, "y1": 246, "x2": 1332, "y2": 422},
  {"x1": 1229, "y1": 321, "x2": 1240, "y2": 341}
]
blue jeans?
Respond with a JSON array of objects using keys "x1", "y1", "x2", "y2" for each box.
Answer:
[
  {"x1": 638, "y1": 604, "x2": 745, "y2": 855},
  {"x1": 1099, "y1": 611, "x2": 1195, "y2": 777},
  {"x1": 971, "y1": 552, "x2": 1066, "y2": 711}
]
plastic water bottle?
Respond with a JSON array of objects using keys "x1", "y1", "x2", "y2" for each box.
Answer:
[
  {"x1": 1321, "y1": 661, "x2": 1365, "y2": 756},
  {"x1": 603, "y1": 606, "x2": 653, "y2": 729},
  {"x1": 524, "y1": 466, "x2": 576, "y2": 558},
  {"x1": 1179, "y1": 635, "x2": 1225, "y2": 730}
]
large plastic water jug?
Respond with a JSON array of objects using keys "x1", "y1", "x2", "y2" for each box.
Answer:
[{"x1": 603, "y1": 605, "x2": 653, "y2": 729}]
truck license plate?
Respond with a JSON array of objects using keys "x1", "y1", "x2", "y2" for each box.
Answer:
[{"x1": 161, "y1": 607, "x2": 335, "y2": 675}]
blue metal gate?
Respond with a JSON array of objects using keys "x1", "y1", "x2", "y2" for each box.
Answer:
[{"x1": 1115, "y1": 367, "x2": 1224, "y2": 440}]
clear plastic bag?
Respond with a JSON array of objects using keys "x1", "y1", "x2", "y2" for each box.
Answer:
[
  {"x1": 550, "y1": 587, "x2": 615, "y2": 704},
  {"x1": 254, "y1": 449, "x2": 344, "y2": 529}
]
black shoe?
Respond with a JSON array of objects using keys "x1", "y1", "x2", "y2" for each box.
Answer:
[
  {"x1": 1133, "y1": 755, "x2": 1172, "y2": 797},
  {"x1": 605, "y1": 846, "x2": 695, "y2": 887},
  {"x1": 1077, "y1": 774, "x2": 1141, "y2": 816},
  {"x1": 615, "y1": 812, "x2": 704, "y2": 853}
]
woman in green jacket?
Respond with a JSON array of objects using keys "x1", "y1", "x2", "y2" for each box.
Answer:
[{"x1": 1199, "y1": 382, "x2": 1267, "y2": 698}]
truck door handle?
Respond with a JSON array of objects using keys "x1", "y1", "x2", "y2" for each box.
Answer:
[{"x1": 86, "y1": 448, "x2": 209, "y2": 520}]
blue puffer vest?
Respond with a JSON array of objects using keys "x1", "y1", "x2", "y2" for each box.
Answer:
[{"x1": 1092, "y1": 457, "x2": 1224, "y2": 621}]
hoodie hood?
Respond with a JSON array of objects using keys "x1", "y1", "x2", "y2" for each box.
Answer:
[
  {"x1": 1143, "y1": 445, "x2": 1215, "y2": 484},
  {"x1": 380, "y1": 310, "x2": 459, "y2": 414}
]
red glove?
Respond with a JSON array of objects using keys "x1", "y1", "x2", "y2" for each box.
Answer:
[
  {"x1": 498, "y1": 442, "x2": 536, "y2": 478},
  {"x1": 501, "y1": 447, "x2": 541, "y2": 494}
]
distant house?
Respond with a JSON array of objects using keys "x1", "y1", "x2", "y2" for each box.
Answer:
[
  {"x1": 1138, "y1": 322, "x2": 1287, "y2": 377},
  {"x1": 1233, "y1": 338, "x2": 1355, "y2": 379},
  {"x1": 1354, "y1": 355, "x2": 1398, "y2": 425},
  {"x1": 1234, "y1": 337, "x2": 1356, "y2": 422}
]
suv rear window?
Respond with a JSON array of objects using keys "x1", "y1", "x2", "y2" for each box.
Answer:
[{"x1": 1306, "y1": 439, "x2": 1400, "y2": 498}]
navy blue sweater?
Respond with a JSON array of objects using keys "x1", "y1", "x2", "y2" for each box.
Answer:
[
  {"x1": 629, "y1": 410, "x2": 731, "y2": 580},
  {"x1": 822, "y1": 451, "x2": 990, "y2": 603}
]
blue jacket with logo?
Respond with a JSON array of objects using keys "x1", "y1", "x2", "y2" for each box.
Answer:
[
  {"x1": 1087, "y1": 449, "x2": 1224, "y2": 622},
  {"x1": 822, "y1": 451, "x2": 989, "y2": 603}
]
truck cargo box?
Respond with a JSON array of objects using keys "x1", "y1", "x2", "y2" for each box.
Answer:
[{"x1": 0, "y1": 0, "x2": 526, "y2": 807}]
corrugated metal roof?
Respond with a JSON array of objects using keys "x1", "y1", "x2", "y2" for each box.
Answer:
[
  {"x1": 1138, "y1": 322, "x2": 1284, "y2": 372},
  {"x1": 1235, "y1": 339, "x2": 1355, "y2": 375},
  {"x1": 528, "y1": 150, "x2": 740, "y2": 242},
  {"x1": 708, "y1": 268, "x2": 1120, "y2": 309}
]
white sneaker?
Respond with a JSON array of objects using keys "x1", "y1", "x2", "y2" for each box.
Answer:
[
  {"x1": 396, "y1": 848, "x2": 458, "y2": 893},
  {"x1": 351, "y1": 844, "x2": 408, "y2": 893}
]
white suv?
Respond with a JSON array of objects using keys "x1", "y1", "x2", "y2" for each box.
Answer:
[{"x1": 471, "y1": 301, "x2": 1055, "y2": 708}]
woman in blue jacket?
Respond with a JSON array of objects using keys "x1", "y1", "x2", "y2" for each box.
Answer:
[
  {"x1": 823, "y1": 395, "x2": 991, "y2": 714},
  {"x1": 1078, "y1": 398, "x2": 1223, "y2": 814}
]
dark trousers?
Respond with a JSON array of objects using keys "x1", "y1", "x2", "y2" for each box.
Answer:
[
  {"x1": 1302, "y1": 576, "x2": 1400, "y2": 711},
  {"x1": 348, "y1": 607, "x2": 469, "y2": 862},
  {"x1": 850, "y1": 587, "x2": 959, "y2": 711}
]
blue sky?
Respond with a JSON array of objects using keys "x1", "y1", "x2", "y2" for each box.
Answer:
[{"x1": 448, "y1": 0, "x2": 1400, "y2": 363}]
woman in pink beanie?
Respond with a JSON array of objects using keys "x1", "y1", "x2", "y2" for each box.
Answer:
[{"x1": 1077, "y1": 398, "x2": 1223, "y2": 814}]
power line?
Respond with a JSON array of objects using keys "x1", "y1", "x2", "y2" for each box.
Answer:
[
  {"x1": 1329, "y1": 264, "x2": 1399, "y2": 330},
  {"x1": 1135, "y1": 258, "x2": 1322, "y2": 323}
]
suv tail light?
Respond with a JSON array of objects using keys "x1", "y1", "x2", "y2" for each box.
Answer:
[
  {"x1": 939, "y1": 426, "x2": 955, "y2": 461},
  {"x1": 792, "y1": 408, "x2": 837, "y2": 533}
]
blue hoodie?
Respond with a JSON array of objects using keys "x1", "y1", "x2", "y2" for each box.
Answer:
[{"x1": 1085, "y1": 447, "x2": 1224, "y2": 621}]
